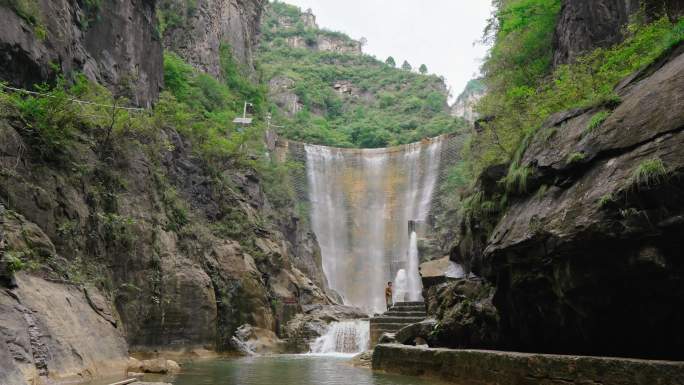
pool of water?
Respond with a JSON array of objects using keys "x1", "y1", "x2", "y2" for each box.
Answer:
[{"x1": 142, "y1": 354, "x2": 451, "y2": 385}]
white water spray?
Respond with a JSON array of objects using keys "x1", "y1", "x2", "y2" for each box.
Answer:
[
  {"x1": 309, "y1": 320, "x2": 369, "y2": 355},
  {"x1": 406, "y1": 231, "x2": 422, "y2": 301},
  {"x1": 393, "y1": 269, "x2": 408, "y2": 304}
]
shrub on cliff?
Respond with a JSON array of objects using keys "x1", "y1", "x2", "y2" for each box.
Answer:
[{"x1": 442, "y1": 2, "x2": 683, "y2": 235}]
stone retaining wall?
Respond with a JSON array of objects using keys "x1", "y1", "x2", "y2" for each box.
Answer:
[{"x1": 372, "y1": 344, "x2": 684, "y2": 385}]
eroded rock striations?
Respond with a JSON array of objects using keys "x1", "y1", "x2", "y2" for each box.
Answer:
[{"x1": 0, "y1": 0, "x2": 163, "y2": 107}]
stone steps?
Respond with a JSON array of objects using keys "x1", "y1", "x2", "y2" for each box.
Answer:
[
  {"x1": 371, "y1": 323, "x2": 409, "y2": 332},
  {"x1": 370, "y1": 316, "x2": 426, "y2": 324},
  {"x1": 370, "y1": 301, "x2": 427, "y2": 347},
  {"x1": 382, "y1": 311, "x2": 426, "y2": 317}
]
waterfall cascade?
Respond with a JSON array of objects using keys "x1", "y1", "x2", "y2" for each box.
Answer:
[
  {"x1": 393, "y1": 269, "x2": 408, "y2": 303},
  {"x1": 406, "y1": 231, "x2": 422, "y2": 301},
  {"x1": 309, "y1": 320, "x2": 370, "y2": 355},
  {"x1": 305, "y1": 137, "x2": 443, "y2": 313}
]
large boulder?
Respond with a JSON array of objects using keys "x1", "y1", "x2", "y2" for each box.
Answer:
[
  {"x1": 425, "y1": 279, "x2": 500, "y2": 349},
  {"x1": 395, "y1": 319, "x2": 437, "y2": 346},
  {"x1": 230, "y1": 324, "x2": 287, "y2": 355},
  {"x1": 0, "y1": 274, "x2": 129, "y2": 384}
]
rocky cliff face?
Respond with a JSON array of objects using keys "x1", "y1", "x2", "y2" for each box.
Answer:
[
  {"x1": 0, "y1": 0, "x2": 342, "y2": 381},
  {"x1": 0, "y1": 109, "x2": 335, "y2": 384},
  {"x1": 450, "y1": 79, "x2": 486, "y2": 123},
  {"x1": 0, "y1": 273, "x2": 128, "y2": 384},
  {"x1": 0, "y1": 0, "x2": 163, "y2": 107},
  {"x1": 439, "y1": 43, "x2": 684, "y2": 360},
  {"x1": 263, "y1": 4, "x2": 363, "y2": 55},
  {"x1": 159, "y1": 0, "x2": 266, "y2": 77},
  {"x1": 553, "y1": 0, "x2": 684, "y2": 66}
]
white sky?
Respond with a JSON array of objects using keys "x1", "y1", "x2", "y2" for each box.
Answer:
[{"x1": 280, "y1": 0, "x2": 493, "y2": 102}]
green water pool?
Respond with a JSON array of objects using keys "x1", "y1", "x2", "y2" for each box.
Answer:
[{"x1": 140, "y1": 354, "x2": 450, "y2": 385}]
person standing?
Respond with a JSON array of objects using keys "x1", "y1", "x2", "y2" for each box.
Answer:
[{"x1": 385, "y1": 281, "x2": 393, "y2": 310}]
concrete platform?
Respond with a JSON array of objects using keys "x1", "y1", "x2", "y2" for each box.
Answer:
[{"x1": 372, "y1": 344, "x2": 684, "y2": 385}]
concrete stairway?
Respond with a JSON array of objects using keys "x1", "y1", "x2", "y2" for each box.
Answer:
[{"x1": 369, "y1": 301, "x2": 426, "y2": 347}]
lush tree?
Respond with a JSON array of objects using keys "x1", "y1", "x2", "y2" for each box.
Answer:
[
  {"x1": 419, "y1": 64, "x2": 428, "y2": 74},
  {"x1": 385, "y1": 56, "x2": 396, "y2": 67},
  {"x1": 401, "y1": 60, "x2": 412, "y2": 71}
]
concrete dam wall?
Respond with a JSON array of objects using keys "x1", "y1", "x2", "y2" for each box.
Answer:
[{"x1": 273, "y1": 133, "x2": 463, "y2": 313}]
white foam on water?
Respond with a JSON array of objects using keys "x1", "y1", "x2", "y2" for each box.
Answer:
[{"x1": 309, "y1": 320, "x2": 370, "y2": 355}]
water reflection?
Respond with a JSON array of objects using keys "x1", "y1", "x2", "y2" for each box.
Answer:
[{"x1": 154, "y1": 355, "x2": 450, "y2": 385}]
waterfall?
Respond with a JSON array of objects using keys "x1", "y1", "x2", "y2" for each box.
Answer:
[
  {"x1": 393, "y1": 269, "x2": 408, "y2": 303},
  {"x1": 305, "y1": 137, "x2": 443, "y2": 313},
  {"x1": 446, "y1": 261, "x2": 466, "y2": 279},
  {"x1": 310, "y1": 320, "x2": 370, "y2": 355},
  {"x1": 407, "y1": 231, "x2": 422, "y2": 301}
]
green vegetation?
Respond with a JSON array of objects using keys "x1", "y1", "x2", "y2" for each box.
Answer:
[
  {"x1": 586, "y1": 111, "x2": 611, "y2": 134},
  {"x1": 160, "y1": 49, "x2": 268, "y2": 167},
  {"x1": 465, "y1": 5, "x2": 683, "y2": 179},
  {"x1": 2, "y1": 0, "x2": 48, "y2": 38},
  {"x1": 419, "y1": 64, "x2": 428, "y2": 74},
  {"x1": 401, "y1": 60, "x2": 412, "y2": 71},
  {"x1": 504, "y1": 163, "x2": 531, "y2": 194},
  {"x1": 0, "y1": 38, "x2": 301, "y2": 285},
  {"x1": 259, "y1": 2, "x2": 466, "y2": 148},
  {"x1": 567, "y1": 152, "x2": 586, "y2": 164},
  {"x1": 5, "y1": 251, "x2": 27, "y2": 274},
  {"x1": 630, "y1": 158, "x2": 671, "y2": 189},
  {"x1": 156, "y1": 0, "x2": 198, "y2": 34},
  {"x1": 598, "y1": 193, "x2": 616, "y2": 208},
  {"x1": 440, "y1": 0, "x2": 684, "y2": 231}
]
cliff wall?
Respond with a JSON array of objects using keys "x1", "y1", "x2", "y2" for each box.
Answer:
[
  {"x1": 159, "y1": 0, "x2": 266, "y2": 77},
  {"x1": 553, "y1": 0, "x2": 684, "y2": 65},
  {"x1": 0, "y1": 0, "x2": 163, "y2": 107},
  {"x1": 435, "y1": 42, "x2": 684, "y2": 360},
  {"x1": 0, "y1": 1, "x2": 340, "y2": 383}
]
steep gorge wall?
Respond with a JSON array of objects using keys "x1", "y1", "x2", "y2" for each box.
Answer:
[
  {"x1": 0, "y1": 0, "x2": 163, "y2": 107},
  {"x1": 435, "y1": 37, "x2": 684, "y2": 360},
  {"x1": 553, "y1": 0, "x2": 684, "y2": 65},
  {"x1": 0, "y1": 0, "x2": 340, "y2": 383},
  {"x1": 160, "y1": 0, "x2": 267, "y2": 76}
]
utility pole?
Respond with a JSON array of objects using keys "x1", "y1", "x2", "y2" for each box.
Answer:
[{"x1": 232, "y1": 101, "x2": 254, "y2": 132}]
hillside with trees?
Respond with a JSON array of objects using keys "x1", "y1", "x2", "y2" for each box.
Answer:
[{"x1": 258, "y1": 1, "x2": 466, "y2": 148}]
